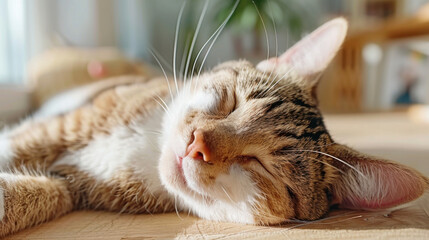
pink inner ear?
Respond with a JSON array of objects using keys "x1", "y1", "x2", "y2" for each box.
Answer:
[
  {"x1": 256, "y1": 18, "x2": 348, "y2": 76},
  {"x1": 336, "y1": 161, "x2": 426, "y2": 210}
]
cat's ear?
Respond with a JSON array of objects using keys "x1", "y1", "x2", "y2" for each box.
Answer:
[
  {"x1": 327, "y1": 144, "x2": 428, "y2": 210},
  {"x1": 256, "y1": 18, "x2": 348, "y2": 85}
]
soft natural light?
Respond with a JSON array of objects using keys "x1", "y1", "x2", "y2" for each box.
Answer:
[{"x1": 0, "y1": 0, "x2": 27, "y2": 84}]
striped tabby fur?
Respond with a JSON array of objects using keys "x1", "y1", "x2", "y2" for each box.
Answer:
[{"x1": 0, "y1": 18, "x2": 427, "y2": 237}]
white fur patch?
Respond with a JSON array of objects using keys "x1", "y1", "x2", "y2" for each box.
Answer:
[
  {"x1": 189, "y1": 90, "x2": 217, "y2": 112},
  {"x1": 53, "y1": 110, "x2": 165, "y2": 194},
  {"x1": 182, "y1": 194, "x2": 256, "y2": 224},
  {"x1": 214, "y1": 164, "x2": 261, "y2": 203},
  {"x1": 180, "y1": 164, "x2": 260, "y2": 224}
]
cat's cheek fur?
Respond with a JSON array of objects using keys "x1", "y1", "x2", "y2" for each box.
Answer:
[
  {"x1": 158, "y1": 149, "x2": 186, "y2": 195},
  {"x1": 214, "y1": 164, "x2": 262, "y2": 203},
  {"x1": 181, "y1": 164, "x2": 259, "y2": 224}
]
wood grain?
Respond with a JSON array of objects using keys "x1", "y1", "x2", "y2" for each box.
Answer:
[{"x1": 6, "y1": 208, "x2": 429, "y2": 240}]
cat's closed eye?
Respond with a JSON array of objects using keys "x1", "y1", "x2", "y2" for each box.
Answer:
[{"x1": 239, "y1": 155, "x2": 274, "y2": 177}]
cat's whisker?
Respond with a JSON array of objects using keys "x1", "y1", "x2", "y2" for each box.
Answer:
[
  {"x1": 285, "y1": 149, "x2": 367, "y2": 179},
  {"x1": 152, "y1": 97, "x2": 172, "y2": 120},
  {"x1": 268, "y1": 51, "x2": 325, "y2": 97},
  {"x1": 154, "y1": 94, "x2": 171, "y2": 113},
  {"x1": 313, "y1": 215, "x2": 363, "y2": 225},
  {"x1": 187, "y1": 198, "x2": 193, "y2": 217},
  {"x1": 179, "y1": 34, "x2": 191, "y2": 86},
  {"x1": 149, "y1": 49, "x2": 174, "y2": 101},
  {"x1": 307, "y1": 156, "x2": 346, "y2": 175},
  {"x1": 277, "y1": 212, "x2": 361, "y2": 236},
  {"x1": 174, "y1": 195, "x2": 184, "y2": 220},
  {"x1": 190, "y1": 33, "x2": 220, "y2": 92},
  {"x1": 148, "y1": 46, "x2": 173, "y2": 72},
  {"x1": 262, "y1": 29, "x2": 290, "y2": 96},
  {"x1": 183, "y1": 0, "x2": 209, "y2": 88},
  {"x1": 265, "y1": 71, "x2": 325, "y2": 97},
  {"x1": 255, "y1": 59, "x2": 297, "y2": 99},
  {"x1": 260, "y1": 63, "x2": 298, "y2": 97},
  {"x1": 269, "y1": 0, "x2": 278, "y2": 61},
  {"x1": 195, "y1": 0, "x2": 240, "y2": 83},
  {"x1": 144, "y1": 130, "x2": 163, "y2": 135},
  {"x1": 173, "y1": 0, "x2": 187, "y2": 95},
  {"x1": 259, "y1": 0, "x2": 279, "y2": 91},
  {"x1": 252, "y1": 1, "x2": 270, "y2": 80},
  {"x1": 220, "y1": 185, "x2": 234, "y2": 203}
]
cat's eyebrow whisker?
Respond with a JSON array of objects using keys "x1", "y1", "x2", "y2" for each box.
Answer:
[
  {"x1": 179, "y1": 34, "x2": 192, "y2": 86},
  {"x1": 252, "y1": 1, "x2": 270, "y2": 80},
  {"x1": 266, "y1": 70, "x2": 325, "y2": 97},
  {"x1": 269, "y1": 64, "x2": 296, "y2": 91},
  {"x1": 255, "y1": 0, "x2": 282, "y2": 99},
  {"x1": 255, "y1": 56, "x2": 297, "y2": 99},
  {"x1": 189, "y1": 0, "x2": 239, "y2": 92},
  {"x1": 259, "y1": 0, "x2": 279, "y2": 91},
  {"x1": 183, "y1": 0, "x2": 209, "y2": 88},
  {"x1": 149, "y1": 49, "x2": 174, "y2": 101},
  {"x1": 269, "y1": 0, "x2": 278, "y2": 62},
  {"x1": 173, "y1": 0, "x2": 187, "y2": 96},
  {"x1": 195, "y1": 0, "x2": 240, "y2": 85},
  {"x1": 284, "y1": 149, "x2": 367, "y2": 180},
  {"x1": 267, "y1": 49, "x2": 325, "y2": 97},
  {"x1": 260, "y1": 62, "x2": 298, "y2": 97}
]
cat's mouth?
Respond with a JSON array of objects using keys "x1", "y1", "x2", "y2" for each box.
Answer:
[{"x1": 176, "y1": 156, "x2": 187, "y2": 185}]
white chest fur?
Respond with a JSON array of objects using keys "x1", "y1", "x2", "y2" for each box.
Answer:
[{"x1": 53, "y1": 110, "x2": 165, "y2": 193}]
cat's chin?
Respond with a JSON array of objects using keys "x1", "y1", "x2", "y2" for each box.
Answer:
[
  {"x1": 158, "y1": 148, "x2": 200, "y2": 197},
  {"x1": 159, "y1": 151, "x2": 186, "y2": 191}
]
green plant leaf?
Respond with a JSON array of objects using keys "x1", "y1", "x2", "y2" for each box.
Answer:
[{"x1": 240, "y1": 5, "x2": 258, "y2": 30}]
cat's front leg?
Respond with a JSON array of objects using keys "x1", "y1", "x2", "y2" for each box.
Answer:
[{"x1": 0, "y1": 172, "x2": 73, "y2": 237}]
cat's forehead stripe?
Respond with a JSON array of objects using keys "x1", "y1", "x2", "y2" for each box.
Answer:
[
  {"x1": 291, "y1": 98, "x2": 315, "y2": 109},
  {"x1": 264, "y1": 99, "x2": 284, "y2": 114},
  {"x1": 246, "y1": 89, "x2": 265, "y2": 100}
]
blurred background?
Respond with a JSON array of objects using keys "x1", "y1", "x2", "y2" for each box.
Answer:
[{"x1": 1, "y1": 0, "x2": 429, "y2": 122}]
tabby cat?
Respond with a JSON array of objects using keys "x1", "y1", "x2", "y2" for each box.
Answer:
[{"x1": 0, "y1": 18, "x2": 427, "y2": 237}]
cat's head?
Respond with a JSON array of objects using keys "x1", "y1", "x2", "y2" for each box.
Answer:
[{"x1": 158, "y1": 18, "x2": 428, "y2": 225}]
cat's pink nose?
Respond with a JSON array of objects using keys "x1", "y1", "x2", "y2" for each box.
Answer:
[{"x1": 186, "y1": 129, "x2": 211, "y2": 163}]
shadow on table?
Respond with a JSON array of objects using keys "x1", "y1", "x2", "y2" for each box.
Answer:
[{"x1": 279, "y1": 205, "x2": 429, "y2": 231}]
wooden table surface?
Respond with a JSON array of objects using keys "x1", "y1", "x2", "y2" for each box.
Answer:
[{"x1": 6, "y1": 112, "x2": 429, "y2": 240}]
